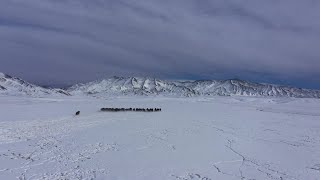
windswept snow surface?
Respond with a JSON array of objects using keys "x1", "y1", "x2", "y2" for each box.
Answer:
[{"x1": 0, "y1": 95, "x2": 320, "y2": 180}]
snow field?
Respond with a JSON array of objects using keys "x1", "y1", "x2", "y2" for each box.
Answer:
[{"x1": 0, "y1": 96, "x2": 319, "y2": 179}]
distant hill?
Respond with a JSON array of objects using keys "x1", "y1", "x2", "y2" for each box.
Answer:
[{"x1": 0, "y1": 72, "x2": 70, "y2": 97}]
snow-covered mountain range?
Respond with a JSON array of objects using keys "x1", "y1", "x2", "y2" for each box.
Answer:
[
  {"x1": 0, "y1": 72, "x2": 70, "y2": 97},
  {"x1": 1, "y1": 72, "x2": 320, "y2": 98},
  {"x1": 68, "y1": 76, "x2": 320, "y2": 98}
]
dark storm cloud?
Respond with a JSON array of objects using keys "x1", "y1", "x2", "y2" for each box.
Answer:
[{"x1": 0, "y1": 0, "x2": 320, "y2": 88}]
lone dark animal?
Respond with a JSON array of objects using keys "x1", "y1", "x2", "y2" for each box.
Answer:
[{"x1": 75, "y1": 111, "x2": 80, "y2": 116}]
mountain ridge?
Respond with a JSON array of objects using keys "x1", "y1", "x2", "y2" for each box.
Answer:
[
  {"x1": 68, "y1": 76, "x2": 320, "y2": 98},
  {"x1": 1, "y1": 72, "x2": 320, "y2": 98},
  {"x1": 0, "y1": 72, "x2": 70, "y2": 97}
]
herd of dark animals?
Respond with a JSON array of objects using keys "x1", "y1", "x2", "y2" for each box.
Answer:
[
  {"x1": 75, "y1": 108, "x2": 161, "y2": 115},
  {"x1": 100, "y1": 108, "x2": 162, "y2": 112}
]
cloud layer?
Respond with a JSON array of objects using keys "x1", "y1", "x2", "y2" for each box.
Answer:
[{"x1": 1, "y1": 0, "x2": 320, "y2": 88}]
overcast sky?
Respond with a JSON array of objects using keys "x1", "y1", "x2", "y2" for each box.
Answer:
[{"x1": 1, "y1": 0, "x2": 320, "y2": 88}]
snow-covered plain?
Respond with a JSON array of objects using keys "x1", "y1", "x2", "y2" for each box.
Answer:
[{"x1": 0, "y1": 95, "x2": 319, "y2": 180}]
